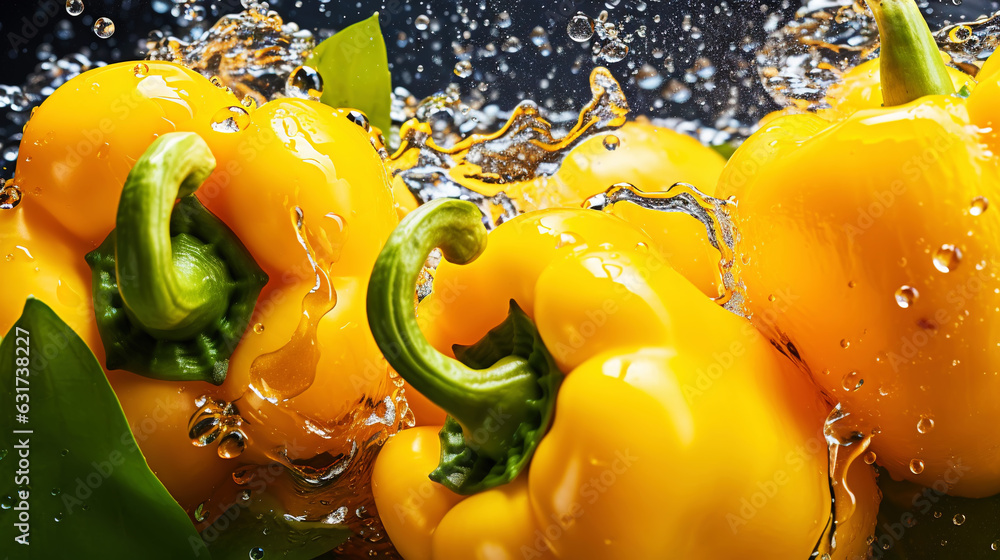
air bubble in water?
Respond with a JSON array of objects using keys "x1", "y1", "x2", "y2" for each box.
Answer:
[
  {"x1": 567, "y1": 13, "x2": 595, "y2": 42},
  {"x1": 602, "y1": 135, "x2": 620, "y2": 151},
  {"x1": 910, "y1": 458, "x2": 925, "y2": 475},
  {"x1": 895, "y1": 285, "x2": 918, "y2": 309},
  {"x1": 211, "y1": 106, "x2": 251, "y2": 133},
  {"x1": 93, "y1": 17, "x2": 115, "y2": 39},
  {"x1": 453, "y1": 60, "x2": 473, "y2": 78},
  {"x1": 132, "y1": 63, "x2": 149, "y2": 78},
  {"x1": 414, "y1": 15, "x2": 430, "y2": 31},
  {"x1": 954, "y1": 513, "x2": 966, "y2": 526},
  {"x1": 842, "y1": 371, "x2": 863, "y2": 392},
  {"x1": 917, "y1": 416, "x2": 935, "y2": 434},
  {"x1": 933, "y1": 244, "x2": 962, "y2": 273},
  {"x1": 249, "y1": 547, "x2": 265, "y2": 560},
  {"x1": 66, "y1": 0, "x2": 84, "y2": 16},
  {"x1": 971, "y1": 196, "x2": 989, "y2": 216}
]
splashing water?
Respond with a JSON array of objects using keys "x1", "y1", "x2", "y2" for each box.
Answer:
[
  {"x1": 248, "y1": 207, "x2": 337, "y2": 404},
  {"x1": 758, "y1": 0, "x2": 1000, "y2": 112},
  {"x1": 584, "y1": 182, "x2": 745, "y2": 314},
  {"x1": 388, "y1": 66, "x2": 629, "y2": 228},
  {"x1": 145, "y1": 2, "x2": 316, "y2": 106}
]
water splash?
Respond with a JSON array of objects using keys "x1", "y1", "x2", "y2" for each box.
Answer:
[
  {"x1": 584, "y1": 182, "x2": 745, "y2": 314},
  {"x1": 756, "y1": 0, "x2": 878, "y2": 111},
  {"x1": 388, "y1": 66, "x2": 629, "y2": 228},
  {"x1": 249, "y1": 207, "x2": 337, "y2": 404},
  {"x1": 146, "y1": 3, "x2": 316, "y2": 106},
  {"x1": 757, "y1": 1, "x2": 1000, "y2": 111}
]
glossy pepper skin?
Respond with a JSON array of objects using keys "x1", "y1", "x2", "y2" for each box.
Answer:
[
  {"x1": 368, "y1": 200, "x2": 879, "y2": 560},
  {"x1": 713, "y1": 0, "x2": 1000, "y2": 497},
  {"x1": 2, "y1": 60, "x2": 400, "y2": 510}
]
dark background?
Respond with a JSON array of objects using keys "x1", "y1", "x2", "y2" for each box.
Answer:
[{"x1": 1, "y1": 0, "x2": 996, "y2": 125}]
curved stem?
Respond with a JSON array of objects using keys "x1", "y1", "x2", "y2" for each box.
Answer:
[
  {"x1": 865, "y1": 0, "x2": 955, "y2": 105},
  {"x1": 115, "y1": 132, "x2": 229, "y2": 340},
  {"x1": 367, "y1": 198, "x2": 544, "y2": 461}
]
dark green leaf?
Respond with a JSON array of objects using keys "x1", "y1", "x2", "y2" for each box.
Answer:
[
  {"x1": 307, "y1": 12, "x2": 392, "y2": 135},
  {"x1": 0, "y1": 298, "x2": 208, "y2": 559},
  {"x1": 201, "y1": 486, "x2": 350, "y2": 560}
]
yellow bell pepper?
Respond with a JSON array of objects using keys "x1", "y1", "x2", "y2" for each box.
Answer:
[
  {"x1": 366, "y1": 199, "x2": 878, "y2": 559},
  {"x1": 704, "y1": 0, "x2": 1000, "y2": 497},
  {"x1": 2, "y1": 59, "x2": 401, "y2": 517}
]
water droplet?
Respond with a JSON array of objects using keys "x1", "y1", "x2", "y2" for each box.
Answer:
[
  {"x1": 602, "y1": 135, "x2": 620, "y2": 151},
  {"x1": 285, "y1": 65, "x2": 323, "y2": 100},
  {"x1": 211, "y1": 106, "x2": 250, "y2": 133},
  {"x1": 233, "y1": 466, "x2": 257, "y2": 485},
  {"x1": 0, "y1": 449, "x2": 7, "y2": 461},
  {"x1": 600, "y1": 41, "x2": 629, "y2": 63},
  {"x1": 933, "y1": 244, "x2": 962, "y2": 273},
  {"x1": 132, "y1": 63, "x2": 149, "y2": 78},
  {"x1": 842, "y1": 371, "x2": 863, "y2": 392},
  {"x1": 910, "y1": 458, "x2": 925, "y2": 475},
  {"x1": 954, "y1": 513, "x2": 966, "y2": 525},
  {"x1": 189, "y1": 415, "x2": 221, "y2": 446},
  {"x1": 971, "y1": 196, "x2": 989, "y2": 216},
  {"x1": 453, "y1": 60, "x2": 473, "y2": 78},
  {"x1": 496, "y1": 11, "x2": 512, "y2": 28},
  {"x1": 252, "y1": 323, "x2": 264, "y2": 334},
  {"x1": 93, "y1": 17, "x2": 115, "y2": 39},
  {"x1": 917, "y1": 416, "x2": 935, "y2": 434},
  {"x1": 54, "y1": 512, "x2": 63, "y2": 522},
  {"x1": 840, "y1": 339, "x2": 850, "y2": 349},
  {"x1": 501, "y1": 37, "x2": 522, "y2": 53},
  {"x1": 343, "y1": 111, "x2": 370, "y2": 133},
  {"x1": 60, "y1": 449, "x2": 69, "y2": 456},
  {"x1": 414, "y1": 15, "x2": 430, "y2": 31},
  {"x1": 194, "y1": 502, "x2": 208, "y2": 522},
  {"x1": 240, "y1": 489, "x2": 251, "y2": 501},
  {"x1": 249, "y1": 547, "x2": 265, "y2": 560},
  {"x1": 567, "y1": 13, "x2": 595, "y2": 42},
  {"x1": 217, "y1": 429, "x2": 247, "y2": 459},
  {"x1": 934, "y1": 511, "x2": 943, "y2": 518},
  {"x1": 50, "y1": 488, "x2": 60, "y2": 496},
  {"x1": 863, "y1": 450, "x2": 877, "y2": 465},
  {"x1": 0, "y1": 496, "x2": 12, "y2": 509},
  {"x1": 66, "y1": 0, "x2": 84, "y2": 16},
  {"x1": 991, "y1": 540, "x2": 999, "y2": 551},
  {"x1": 0, "y1": 181, "x2": 22, "y2": 210},
  {"x1": 895, "y1": 286, "x2": 919, "y2": 309},
  {"x1": 767, "y1": 294, "x2": 777, "y2": 302}
]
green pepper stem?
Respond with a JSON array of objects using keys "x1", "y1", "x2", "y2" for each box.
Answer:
[
  {"x1": 115, "y1": 132, "x2": 230, "y2": 341},
  {"x1": 865, "y1": 0, "x2": 955, "y2": 105},
  {"x1": 367, "y1": 199, "x2": 544, "y2": 461}
]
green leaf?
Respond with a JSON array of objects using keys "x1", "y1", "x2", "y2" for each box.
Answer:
[
  {"x1": 201, "y1": 487, "x2": 350, "y2": 560},
  {"x1": 307, "y1": 12, "x2": 392, "y2": 135},
  {"x1": 710, "y1": 141, "x2": 739, "y2": 161},
  {"x1": 0, "y1": 299, "x2": 209, "y2": 559}
]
